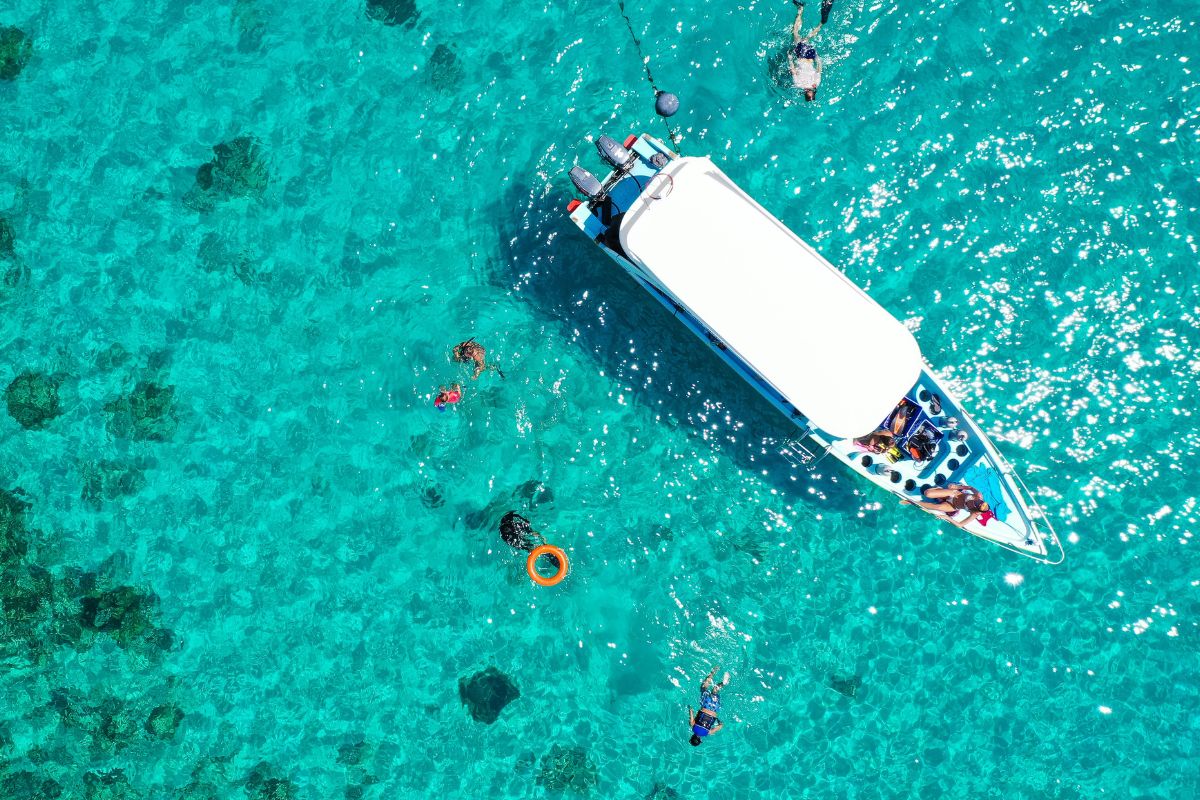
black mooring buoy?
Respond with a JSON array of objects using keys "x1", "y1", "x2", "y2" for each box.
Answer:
[{"x1": 655, "y1": 91, "x2": 679, "y2": 118}]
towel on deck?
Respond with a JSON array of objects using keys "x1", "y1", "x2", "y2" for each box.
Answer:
[{"x1": 961, "y1": 463, "x2": 1012, "y2": 523}]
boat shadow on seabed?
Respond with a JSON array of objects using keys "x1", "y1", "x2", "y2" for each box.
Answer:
[{"x1": 488, "y1": 179, "x2": 863, "y2": 515}]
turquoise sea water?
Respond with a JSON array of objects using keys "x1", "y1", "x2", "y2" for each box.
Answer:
[{"x1": 2, "y1": 0, "x2": 1198, "y2": 797}]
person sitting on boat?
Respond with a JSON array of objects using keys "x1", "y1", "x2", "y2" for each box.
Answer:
[
  {"x1": 853, "y1": 398, "x2": 916, "y2": 453},
  {"x1": 453, "y1": 337, "x2": 504, "y2": 380},
  {"x1": 688, "y1": 665, "x2": 730, "y2": 746},
  {"x1": 788, "y1": 0, "x2": 833, "y2": 101},
  {"x1": 905, "y1": 483, "x2": 990, "y2": 527}
]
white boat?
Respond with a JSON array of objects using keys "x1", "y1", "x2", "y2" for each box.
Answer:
[{"x1": 566, "y1": 133, "x2": 1064, "y2": 564}]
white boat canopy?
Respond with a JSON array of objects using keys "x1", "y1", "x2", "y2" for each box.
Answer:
[{"x1": 618, "y1": 157, "x2": 922, "y2": 439}]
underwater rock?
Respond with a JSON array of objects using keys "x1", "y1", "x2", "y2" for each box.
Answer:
[
  {"x1": 49, "y1": 689, "x2": 139, "y2": 752},
  {"x1": 513, "y1": 480, "x2": 554, "y2": 508},
  {"x1": 78, "y1": 583, "x2": 175, "y2": 652},
  {"x1": 365, "y1": 0, "x2": 417, "y2": 27},
  {"x1": 233, "y1": 0, "x2": 267, "y2": 52},
  {"x1": 0, "y1": 769, "x2": 63, "y2": 800},
  {"x1": 81, "y1": 459, "x2": 148, "y2": 508},
  {"x1": 418, "y1": 483, "x2": 444, "y2": 509},
  {"x1": 0, "y1": 216, "x2": 14, "y2": 256},
  {"x1": 185, "y1": 136, "x2": 270, "y2": 211},
  {"x1": 337, "y1": 740, "x2": 367, "y2": 766},
  {"x1": 646, "y1": 784, "x2": 679, "y2": 800},
  {"x1": 458, "y1": 666, "x2": 520, "y2": 724},
  {"x1": 244, "y1": 762, "x2": 298, "y2": 800},
  {"x1": 145, "y1": 702, "x2": 185, "y2": 739},
  {"x1": 104, "y1": 381, "x2": 178, "y2": 441},
  {"x1": 0, "y1": 26, "x2": 33, "y2": 81},
  {"x1": 426, "y1": 44, "x2": 462, "y2": 91},
  {"x1": 829, "y1": 674, "x2": 862, "y2": 698},
  {"x1": 196, "y1": 232, "x2": 262, "y2": 286},
  {"x1": 536, "y1": 744, "x2": 598, "y2": 794},
  {"x1": 83, "y1": 769, "x2": 134, "y2": 800},
  {"x1": 5, "y1": 371, "x2": 61, "y2": 430},
  {"x1": 0, "y1": 487, "x2": 30, "y2": 561}
]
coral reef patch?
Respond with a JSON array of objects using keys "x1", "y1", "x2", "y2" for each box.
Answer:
[{"x1": 458, "y1": 666, "x2": 520, "y2": 724}]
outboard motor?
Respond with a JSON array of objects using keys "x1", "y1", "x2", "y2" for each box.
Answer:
[
  {"x1": 569, "y1": 166, "x2": 604, "y2": 200},
  {"x1": 596, "y1": 135, "x2": 636, "y2": 171}
]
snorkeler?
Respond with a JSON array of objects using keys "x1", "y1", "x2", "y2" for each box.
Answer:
[
  {"x1": 688, "y1": 665, "x2": 730, "y2": 746},
  {"x1": 788, "y1": 0, "x2": 833, "y2": 101},
  {"x1": 499, "y1": 511, "x2": 545, "y2": 552},
  {"x1": 453, "y1": 338, "x2": 504, "y2": 380},
  {"x1": 433, "y1": 383, "x2": 462, "y2": 411}
]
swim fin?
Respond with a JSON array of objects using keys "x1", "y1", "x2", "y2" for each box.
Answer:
[{"x1": 820, "y1": 0, "x2": 832, "y2": 23}]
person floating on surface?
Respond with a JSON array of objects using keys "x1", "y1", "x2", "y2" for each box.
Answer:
[
  {"x1": 433, "y1": 383, "x2": 462, "y2": 410},
  {"x1": 688, "y1": 665, "x2": 729, "y2": 746},
  {"x1": 499, "y1": 511, "x2": 545, "y2": 552},
  {"x1": 903, "y1": 483, "x2": 991, "y2": 527},
  {"x1": 788, "y1": 0, "x2": 832, "y2": 101},
  {"x1": 453, "y1": 338, "x2": 504, "y2": 380}
]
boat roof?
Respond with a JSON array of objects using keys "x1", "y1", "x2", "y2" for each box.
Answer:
[{"x1": 618, "y1": 156, "x2": 922, "y2": 439}]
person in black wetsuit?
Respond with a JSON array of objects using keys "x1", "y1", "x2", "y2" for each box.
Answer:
[{"x1": 499, "y1": 511, "x2": 544, "y2": 551}]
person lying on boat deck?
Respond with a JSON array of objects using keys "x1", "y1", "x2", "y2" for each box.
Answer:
[
  {"x1": 688, "y1": 665, "x2": 730, "y2": 746},
  {"x1": 853, "y1": 398, "x2": 915, "y2": 452},
  {"x1": 904, "y1": 483, "x2": 990, "y2": 528},
  {"x1": 453, "y1": 338, "x2": 504, "y2": 380},
  {"x1": 788, "y1": 0, "x2": 833, "y2": 101}
]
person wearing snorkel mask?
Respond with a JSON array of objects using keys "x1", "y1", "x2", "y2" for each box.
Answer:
[
  {"x1": 687, "y1": 665, "x2": 730, "y2": 746},
  {"x1": 788, "y1": 0, "x2": 833, "y2": 101}
]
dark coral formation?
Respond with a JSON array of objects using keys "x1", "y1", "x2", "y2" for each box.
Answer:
[
  {"x1": 104, "y1": 381, "x2": 178, "y2": 441},
  {"x1": 184, "y1": 136, "x2": 270, "y2": 212},
  {"x1": 418, "y1": 483, "x2": 444, "y2": 509},
  {"x1": 49, "y1": 689, "x2": 140, "y2": 753},
  {"x1": 78, "y1": 581, "x2": 175, "y2": 652},
  {"x1": 426, "y1": 44, "x2": 462, "y2": 90},
  {"x1": 514, "y1": 479, "x2": 554, "y2": 508},
  {"x1": 196, "y1": 232, "x2": 262, "y2": 286},
  {"x1": 83, "y1": 769, "x2": 134, "y2": 800},
  {"x1": 536, "y1": 745, "x2": 598, "y2": 794},
  {"x1": 647, "y1": 785, "x2": 679, "y2": 800},
  {"x1": 0, "y1": 215, "x2": 14, "y2": 255},
  {"x1": 459, "y1": 666, "x2": 520, "y2": 724},
  {"x1": 336, "y1": 741, "x2": 366, "y2": 766},
  {"x1": 5, "y1": 371, "x2": 61, "y2": 430},
  {"x1": 830, "y1": 674, "x2": 862, "y2": 698},
  {"x1": 244, "y1": 762, "x2": 298, "y2": 800},
  {"x1": 0, "y1": 26, "x2": 33, "y2": 81},
  {"x1": 0, "y1": 769, "x2": 63, "y2": 800},
  {"x1": 81, "y1": 459, "x2": 149, "y2": 508},
  {"x1": 0, "y1": 214, "x2": 30, "y2": 293},
  {"x1": 365, "y1": 0, "x2": 417, "y2": 27},
  {"x1": 145, "y1": 702, "x2": 185, "y2": 739}
]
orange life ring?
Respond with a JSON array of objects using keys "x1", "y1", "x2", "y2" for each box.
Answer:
[{"x1": 526, "y1": 545, "x2": 569, "y2": 587}]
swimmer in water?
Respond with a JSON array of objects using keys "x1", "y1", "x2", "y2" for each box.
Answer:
[
  {"x1": 499, "y1": 511, "x2": 545, "y2": 551},
  {"x1": 788, "y1": 0, "x2": 833, "y2": 101},
  {"x1": 688, "y1": 665, "x2": 730, "y2": 746},
  {"x1": 453, "y1": 338, "x2": 504, "y2": 380},
  {"x1": 433, "y1": 383, "x2": 462, "y2": 410}
]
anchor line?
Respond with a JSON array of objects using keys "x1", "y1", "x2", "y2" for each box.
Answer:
[{"x1": 616, "y1": 0, "x2": 680, "y2": 148}]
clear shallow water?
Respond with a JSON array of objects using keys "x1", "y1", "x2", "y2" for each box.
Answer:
[{"x1": 1, "y1": 0, "x2": 1197, "y2": 797}]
